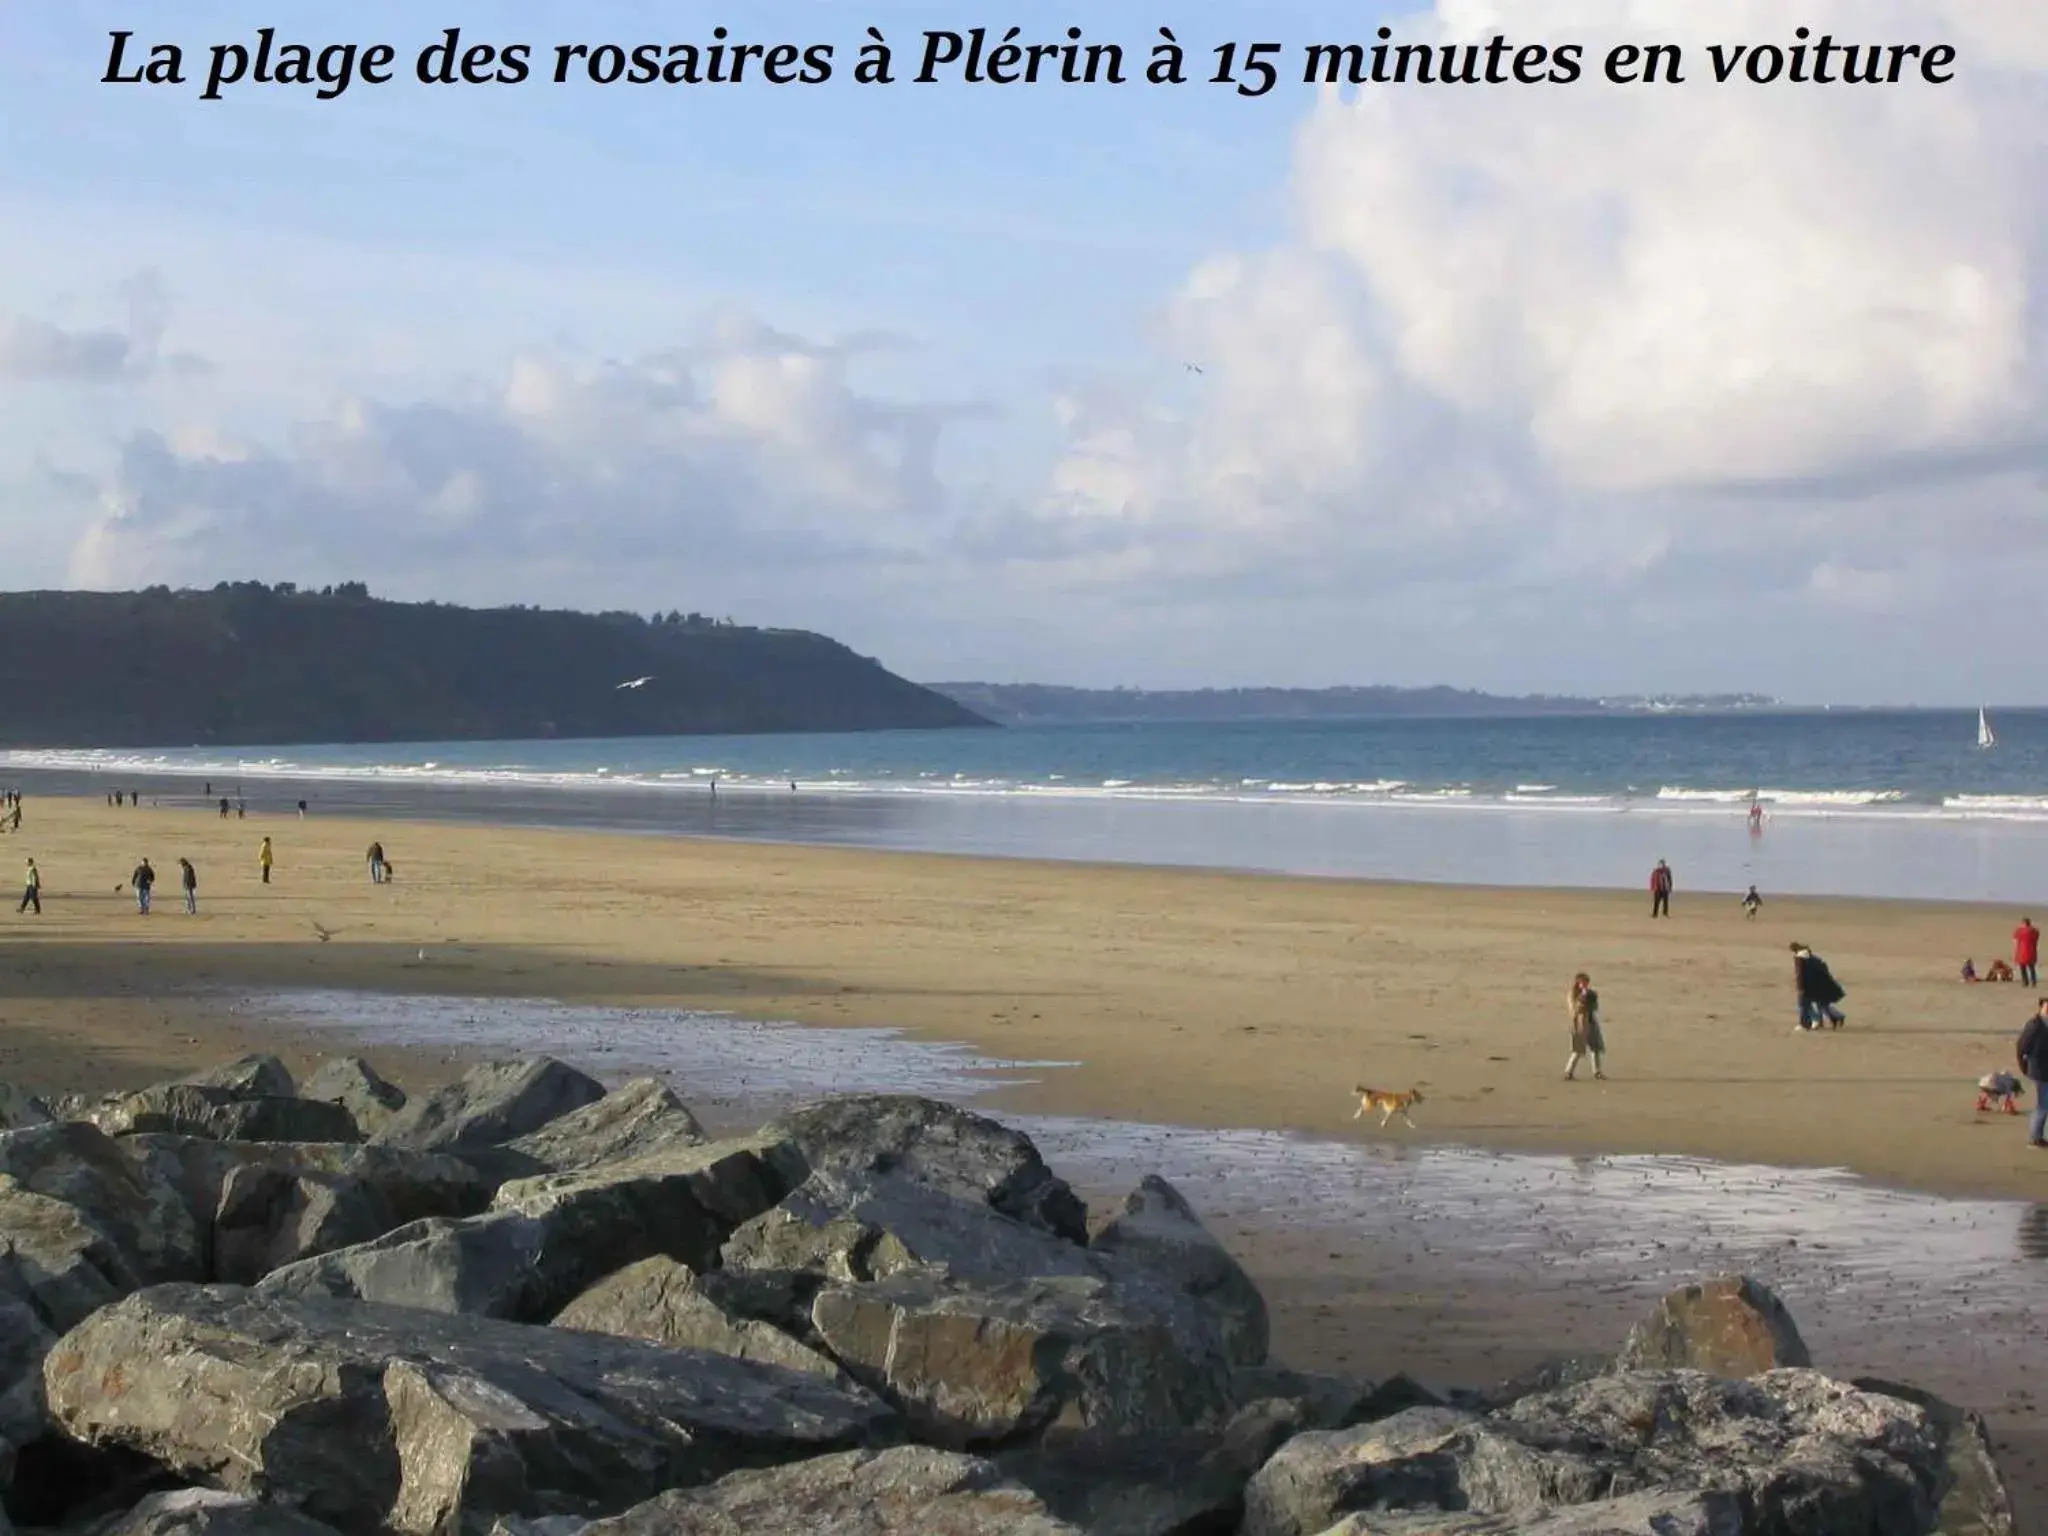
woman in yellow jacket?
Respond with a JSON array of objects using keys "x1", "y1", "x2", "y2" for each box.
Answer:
[{"x1": 258, "y1": 836, "x2": 274, "y2": 885}]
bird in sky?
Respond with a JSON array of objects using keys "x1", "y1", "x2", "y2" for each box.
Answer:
[
  {"x1": 617, "y1": 676, "x2": 654, "y2": 690},
  {"x1": 1185, "y1": 363, "x2": 1204, "y2": 374}
]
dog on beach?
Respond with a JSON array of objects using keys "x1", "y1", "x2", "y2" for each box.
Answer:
[
  {"x1": 1976, "y1": 1072, "x2": 2026, "y2": 1115},
  {"x1": 1353, "y1": 1085, "x2": 1425, "y2": 1128}
]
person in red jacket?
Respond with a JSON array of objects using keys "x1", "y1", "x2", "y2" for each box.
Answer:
[
  {"x1": 1649, "y1": 859, "x2": 1673, "y2": 918},
  {"x1": 2015, "y1": 917, "x2": 2040, "y2": 988}
]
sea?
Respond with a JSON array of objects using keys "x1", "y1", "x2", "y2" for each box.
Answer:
[{"x1": 10, "y1": 708, "x2": 2048, "y2": 903}]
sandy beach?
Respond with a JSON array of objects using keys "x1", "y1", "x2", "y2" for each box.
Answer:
[
  {"x1": 2, "y1": 793, "x2": 2043, "y2": 1523},
  {"x1": 4, "y1": 794, "x2": 2043, "y2": 1197}
]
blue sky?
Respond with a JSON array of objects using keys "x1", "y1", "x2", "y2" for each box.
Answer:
[{"x1": 1, "y1": 2, "x2": 2043, "y2": 699}]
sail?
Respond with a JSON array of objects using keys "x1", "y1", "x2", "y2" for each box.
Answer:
[{"x1": 1979, "y1": 708, "x2": 1995, "y2": 749}]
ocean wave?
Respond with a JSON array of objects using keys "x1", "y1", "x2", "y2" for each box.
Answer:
[{"x1": 5, "y1": 746, "x2": 2045, "y2": 822}]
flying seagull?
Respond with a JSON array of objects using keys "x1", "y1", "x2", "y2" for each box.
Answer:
[
  {"x1": 617, "y1": 676, "x2": 654, "y2": 690},
  {"x1": 1185, "y1": 363, "x2": 1204, "y2": 374},
  {"x1": 309, "y1": 920, "x2": 336, "y2": 943}
]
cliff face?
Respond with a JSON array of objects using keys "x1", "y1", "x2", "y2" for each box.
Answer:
[{"x1": 0, "y1": 585, "x2": 990, "y2": 746}]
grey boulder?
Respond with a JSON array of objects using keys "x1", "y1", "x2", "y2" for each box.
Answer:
[
  {"x1": 45, "y1": 1284, "x2": 896, "y2": 1535},
  {"x1": 118, "y1": 1135, "x2": 491, "y2": 1281},
  {"x1": 82, "y1": 1086, "x2": 359, "y2": 1147},
  {"x1": 369, "y1": 1058, "x2": 605, "y2": 1154},
  {"x1": 1089, "y1": 1174, "x2": 1267, "y2": 1368},
  {"x1": 0, "y1": 1123, "x2": 199, "y2": 1283},
  {"x1": 174, "y1": 1055, "x2": 297, "y2": 1101},
  {"x1": 1308, "y1": 1488, "x2": 1743, "y2": 1534},
  {"x1": 90, "y1": 1488, "x2": 346, "y2": 1536},
  {"x1": 501, "y1": 1078, "x2": 704, "y2": 1175},
  {"x1": 261, "y1": 1134, "x2": 793, "y2": 1321},
  {"x1": 721, "y1": 1167, "x2": 1097, "y2": 1288},
  {"x1": 0, "y1": 1179, "x2": 144, "y2": 1331},
  {"x1": 757, "y1": 1095, "x2": 1088, "y2": 1243},
  {"x1": 553, "y1": 1256, "x2": 842, "y2": 1381},
  {"x1": 1241, "y1": 1369, "x2": 1945, "y2": 1536},
  {"x1": 298, "y1": 1058, "x2": 407, "y2": 1137},
  {"x1": 570, "y1": 1445, "x2": 1079, "y2": 1536},
  {"x1": 811, "y1": 1269, "x2": 1237, "y2": 1448},
  {"x1": 1853, "y1": 1377, "x2": 2017, "y2": 1536}
]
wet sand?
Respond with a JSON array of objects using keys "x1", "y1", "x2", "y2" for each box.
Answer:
[{"x1": 1, "y1": 795, "x2": 2042, "y2": 1523}]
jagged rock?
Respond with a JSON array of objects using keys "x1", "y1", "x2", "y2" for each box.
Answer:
[
  {"x1": 211, "y1": 1166, "x2": 395, "y2": 1287},
  {"x1": 0, "y1": 1086, "x2": 53, "y2": 1132},
  {"x1": 174, "y1": 1056, "x2": 296, "y2": 1101},
  {"x1": 571, "y1": 1446, "x2": 1079, "y2": 1535},
  {"x1": 1241, "y1": 1369, "x2": 1944, "y2": 1536},
  {"x1": 90, "y1": 1488, "x2": 346, "y2": 1536},
  {"x1": 811, "y1": 1269, "x2": 1237, "y2": 1448},
  {"x1": 0, "y1": 1180, "x2": 143, "y2": 1332},
  {"x1": 757, "y1": 1095, "x2": 1088, "y2": 1243},
  {"x1": 1090, "y1": 1175, "x2": 1267, "y2": 1368},
  {"x1": 1614, "y1": 1275, "x2": 1811, "y2": 1377},
  {"x1": 721, "y1": 1167, "x2": 1096, "y2": 1288},
  {"x1": 554, "y1": 1257, "x2": 842, "y2": 1381},
  {"x1": 45, "y1": 1284, "x2": 896, "y2": 1535},
  {"x1": 0, "y1": 1125, "x2": 199, "y2": 1284},
  {"x1": 1308, "y1": 1488, "x2": 1743, "y2": 1534},
  {"x1": 1477, "y1": 1355, "x2": 1612, "y2": 1411},
  {"x1": 119, "y1": 1136, "x2": 491, "y2": 1280},
  {"x1": 369, "y1": 1058, "x2": 606, "y2": 1154},
  {"x1": 1854, "y1": 1377, "x2": 2017, "y2": 1535},
  {"x1": 502, "y1": 1078, "x2": 704, "y2": 1174},
  {"x1": 298, "y1": 1058, "x2": 406, "y2": 1136},
  {"x1": 1230, "y1": 1366, "x2": 1381, "y2": 1429},
  {"x1": 257, "y1": 1210, "x2": 555, "y2": 1318},
  {"x1": 262, "y1": 1134, "x2": 793, "y2": 1321},
  {"x1": 83, "y1": 1088, "x2": 359, "y2": 1147},
  {"x1": 995, "y1": 1407, "x2": 1297, "y2": 1536}
]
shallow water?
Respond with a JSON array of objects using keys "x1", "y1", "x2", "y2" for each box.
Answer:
[{"x1": 245, "y1": 990, "x2": 2046, "y2": 1336}]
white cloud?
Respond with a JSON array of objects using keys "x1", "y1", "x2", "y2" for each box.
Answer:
[
  {"x1": 1036, "y1": 0, "x2": 2047, "y2": 619},
  {"x1": 62, "y1": 321, "x2": 963, "y2": 600}
]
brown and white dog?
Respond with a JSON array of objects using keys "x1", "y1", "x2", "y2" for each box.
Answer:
[{"x1": 1353, "y1": 1084, "x2": 1425, "y2": 1128}]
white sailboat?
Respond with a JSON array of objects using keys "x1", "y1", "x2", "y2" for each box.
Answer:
[{"x1": 1978, "y1": 707, "x2": 1995, "y2": 750}]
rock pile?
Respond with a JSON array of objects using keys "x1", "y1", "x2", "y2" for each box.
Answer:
[{"x1": 0, "y1": 1052, "x2": 2014, "y2": 1534}]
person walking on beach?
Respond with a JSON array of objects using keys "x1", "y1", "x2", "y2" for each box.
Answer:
[
  {"x1": 367, "y1": 841, "x2": 386, "y2": 884},
  {"x1": 1791, "y1": 942, "x2": 1846, "y2": 1031},
  {"x1": 257, "y1": 837, "x2": 273, "y2": 885},
  {"x1": 219, "y1": 797, "x2": 230, "y2": 819},
  {"x1": 2015, "y1": 917, "x2": 2040, "y2": 988},
  {"x1": 131, "y1": 857, "x2": 156, "y2": 915},
  {"x1": 1565, "y1": 972, "x2": 1607, "y2": 1081},
  {"x1": 1747, "y1": 799, "x2": 1764, "y2": 834},
  {"x1": 2017, "y1": 999, "x2": 2048, "y2": 1149},
  {"x1": 1649, "y1": 859, "x2": 1674, "y2": 918},
  {"x1": 17, "y1": 859, "x2": 39, "y2": 915},
  {"x1": 178, "y1": 857, "x2": 198, "y2": 915},
  {"x1": 1742, "y1": 885, "x2": 1762, "y2": 920}
]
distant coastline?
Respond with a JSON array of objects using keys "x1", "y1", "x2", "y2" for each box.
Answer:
[{"x1": 928, "y1": 681, "x2": 1780, "y2": 725}]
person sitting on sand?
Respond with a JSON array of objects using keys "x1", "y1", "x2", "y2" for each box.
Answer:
[
  {"x1": 1988, "y1": 958, "x2": 2016, "y2": 983},
  {"x1": 1742, "y1": 885, "x2": 1762, "y2": 920},
  {"x1": 1565, "y1": 972, "x2": 1607, "y2": 1081},
  {"x1": 1976, "y1": 1071, "x2": 2024, "y2": 1115},
  {"x1": 1963, "y1": 958, "x2": 1980, "y2": 983}
]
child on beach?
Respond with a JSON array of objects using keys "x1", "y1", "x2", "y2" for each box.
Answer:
[
  {"x1": 258, "y1": 837, "x2": 273, "y2": 885},
  {"x1": 1565, "y1": 972, "x2": 1607, "y2": 1081},
  {"x1": 17, "y1": 859, "x2": 38, "y2": 914}
]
